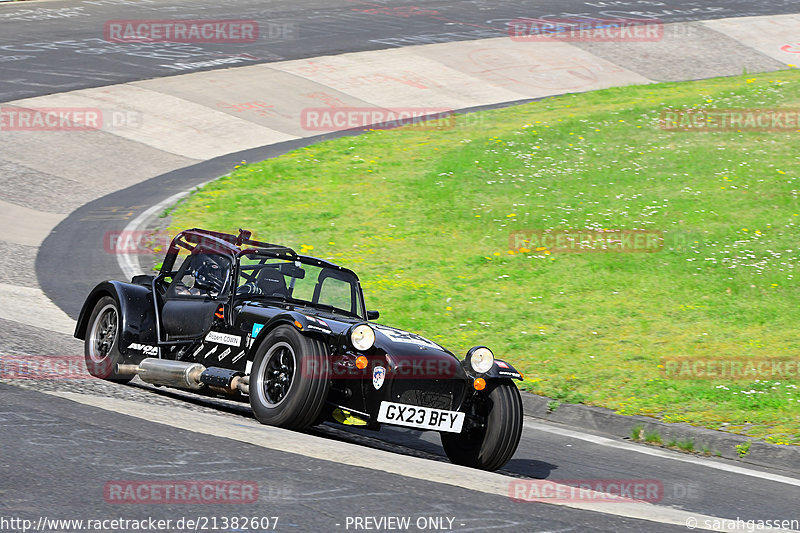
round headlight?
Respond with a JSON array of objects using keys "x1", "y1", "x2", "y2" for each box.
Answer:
[
  {"x1": 467, "y1": 346, "x2": 494, "y2": 374},
  {"x1": 350, "y1": 324, "x2": 375, "y2": 351}
]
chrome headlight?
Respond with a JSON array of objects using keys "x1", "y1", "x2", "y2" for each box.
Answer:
[
  {"x1": 350, "y1": 324, "x2": 375, "y2": 351},
  {"x1": 466, "y1": 346, "x2": 494, "y2": 374}
]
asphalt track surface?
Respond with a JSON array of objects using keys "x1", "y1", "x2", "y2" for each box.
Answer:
[
  {"x1": 2, "y1": 0, "x2": 800, "y2": 102},
  {"x1": 2, "y1": 1, "x2": 800, "y2": 532}
]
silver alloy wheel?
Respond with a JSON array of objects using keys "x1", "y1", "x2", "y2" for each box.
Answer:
[{"x1": 87, "y1": 303, "x2": 118, "y2": 363}]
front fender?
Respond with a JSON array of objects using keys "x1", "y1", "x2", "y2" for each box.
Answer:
[
  {"x1": 247, "y1": 310, "x2": 333, "y2": 358},
  {"x1": 484, "y1": 359, "x2": 523, "y2": 381},
  {"x1": 74, "y1": 280, "x2": 158, "y2": 355}
]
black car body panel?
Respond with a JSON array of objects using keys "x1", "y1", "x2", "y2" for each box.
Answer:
[{"x1": 75, "y1": 280, "x2": 159, "y2": 356}]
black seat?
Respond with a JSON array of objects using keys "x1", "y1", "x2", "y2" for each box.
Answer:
[{"x1": 256, "y1": 268, "x2": 289, "y2": 298}]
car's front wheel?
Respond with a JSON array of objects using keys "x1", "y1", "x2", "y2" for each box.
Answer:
[
  {"x1": 84, "y1": 296, "x2": 132, "y2": 383},
  {"x1": 440, "y1": 381, "x2": 523, "y2": 471},
  {"x1": 249, "y1": 325, "x2": 330, "y2": 430}
]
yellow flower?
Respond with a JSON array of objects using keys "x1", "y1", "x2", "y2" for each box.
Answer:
[
  {"x1": 445, "y1": 306, "x2": 452, "y2": 311},
  {"x1": 746, "y1": 78, "x2": 756, "y2": 83},
  {"x1": 742, "y1": 228, "x2": 748, "y2": 232},
  {"x1": 493, "y1": 252, "x2": 501, "y2": 256},
  {"x1": 507, "y1": 213, "x2": 516, "y2": 217}
]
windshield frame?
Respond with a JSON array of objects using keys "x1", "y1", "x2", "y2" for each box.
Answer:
[{"x1": 235, "y1": 250, "x2": 367, "y2": 320}]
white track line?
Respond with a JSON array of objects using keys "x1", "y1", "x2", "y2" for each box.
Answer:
[
  {"x1": 525, "y1": 420, "x2": 800, "y2": 488},
  {"x1": 116, "y1": 179, "x2": 217, "y2": 280}
]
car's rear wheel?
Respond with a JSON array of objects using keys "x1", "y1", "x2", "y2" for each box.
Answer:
[
  {"x1": 440, "y1": 381, "x2": 522, "y2": 471},
  {"x1": 84, "y1": 296, "x2": 132, "y2": 383},
  {"x1": 249, "y1": 325, "x2": 330, "y2": 430}
]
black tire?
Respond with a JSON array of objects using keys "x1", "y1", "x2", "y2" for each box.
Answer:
[
  {"x1": 84, "y1": 296, "x2": 132, "y2": 384},
  {"x1": 441, "y1": 381, "x2": 523, "y2": 471},
  {"x1": 249, "y1": 325, "x2": 330, "y2": 430}
]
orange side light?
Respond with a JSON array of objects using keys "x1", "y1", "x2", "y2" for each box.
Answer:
[
  {"x1": 355, "y1": 356, "x2": 369, "y2": 370},
  {"x1": 293, "y1": 320, "x2": 303, "y2": 329},
  {"x1": 473, "y1": 378, "x2": 486, "y2": 391}
]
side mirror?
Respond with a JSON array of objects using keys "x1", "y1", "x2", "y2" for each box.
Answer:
[
  {"x1": 367, "y1": 310, "x2": 380, "y2": 321},
  {"x1": 280, "y1": 262, "x2": 306, "y2": 279}
]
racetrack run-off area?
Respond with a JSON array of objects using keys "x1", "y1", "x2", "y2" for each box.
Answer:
[{"x1": 2, "y1": 2, "x2": 800, "y2": 532}]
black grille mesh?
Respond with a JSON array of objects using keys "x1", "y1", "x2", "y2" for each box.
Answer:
[{"x1": 391, "y1": 379, "x2": 465, "y2": 410}]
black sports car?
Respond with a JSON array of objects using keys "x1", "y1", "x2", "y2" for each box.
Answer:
[{"x1": 75, "y1": 228, "x2": 524, "y2": 470}]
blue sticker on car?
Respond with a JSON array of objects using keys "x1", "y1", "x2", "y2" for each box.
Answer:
[{"x1": 373, "y1": 366, "x2": 386, "y2": 390}]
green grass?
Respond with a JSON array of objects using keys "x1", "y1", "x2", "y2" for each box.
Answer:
[
  {"x1": 168, "y1": 69, "x2": 800, "y2": 445},
  {"x1": 644, "y1": 431, "x2": 663, "y2": 445}
]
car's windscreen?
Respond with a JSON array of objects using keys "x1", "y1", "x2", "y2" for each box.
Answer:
[{"x1": 237, "y1": 254, "x2": 363, "y2": 318}]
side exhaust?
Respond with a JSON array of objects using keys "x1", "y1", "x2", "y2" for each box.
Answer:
[
  {"x1": 117, "y1": 358, "x2": 249, "y2": 395},
  {"x1": 138, "y1": 358, "x2": 206, "y2": 389}
]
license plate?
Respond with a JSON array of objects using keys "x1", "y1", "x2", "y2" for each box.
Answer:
[{"x1": 377, "y1": 401, "x2": 465, "y2": 433}]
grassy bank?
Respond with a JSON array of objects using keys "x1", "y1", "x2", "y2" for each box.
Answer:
[{"x1": 167, "y1": 69, "x2": 800, "y2": 445}]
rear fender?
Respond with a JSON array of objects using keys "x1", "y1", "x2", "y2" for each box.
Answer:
[{"x1": 74, "y1": 281, "x2": 158, "y2": 356}]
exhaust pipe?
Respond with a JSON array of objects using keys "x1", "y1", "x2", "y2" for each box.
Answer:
[
  {"x1": 237, "y1": 375, "x2": 249, "y2": 395},
  {"x1": 121, "y1": 358, "x2": 205, "y2": 390},
  {"x1": 116, "y1": 363, "x2": 139, "y2": 377},
  {"x1": 117, "y1": 359, "x2": 250, "y2": 395}
]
